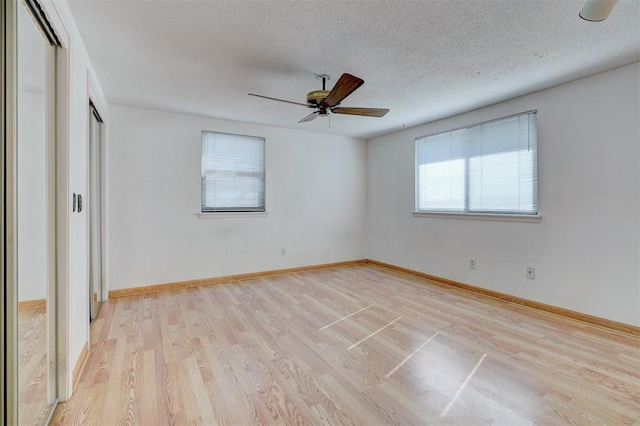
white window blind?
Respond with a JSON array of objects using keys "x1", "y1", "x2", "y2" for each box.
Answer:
[
  {"x1": 416, "y1": 110, "x2": 537, "y2": 215},
  {"x1": 201, "y1": 131, "x2": 265, "y2": 212}
]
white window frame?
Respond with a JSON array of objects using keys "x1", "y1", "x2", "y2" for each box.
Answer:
[
  {"x1": 414, "y1": 110, "x2": 541, "y2": 222},
  {"x1": 200, "y1": 130, "x2": 266, "y2": 214}
]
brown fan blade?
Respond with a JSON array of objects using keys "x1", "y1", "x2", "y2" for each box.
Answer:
[
  {"x1": 298, "y1": 111, "x2": 320, "y2": 123},
  {"x1": 332, "y1": 107, "x2": 389, "y2": 117},
  {"x1": 249, "y1": 93, "x2": 309, "y2": 107},
  {"x1": 323, "y1": 73, "x2": 364, "y2": 108}
]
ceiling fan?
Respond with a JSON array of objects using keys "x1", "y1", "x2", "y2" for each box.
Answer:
[{"x1": 249, "y1": 73, "x2": 389, "y2": 123}]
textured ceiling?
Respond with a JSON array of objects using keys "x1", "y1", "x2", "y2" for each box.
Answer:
[{"x1": 67, "y1": 0, "x2": 640, "y2": 139}]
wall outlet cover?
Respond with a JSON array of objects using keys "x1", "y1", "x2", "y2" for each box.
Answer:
[{"x1": 526, "y1": 267, "x2": 535, "y2": 279}]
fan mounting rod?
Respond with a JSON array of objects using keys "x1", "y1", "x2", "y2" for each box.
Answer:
[{"x1": 316, "y1": 74, "x2": 330, "y2": 90}]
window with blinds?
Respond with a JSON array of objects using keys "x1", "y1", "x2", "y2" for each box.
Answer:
[
  {"x1": 201, "y1": 131, "x2": 265, "y2": 212},
  {"x1": 415, "y1": 110, "x2": 537, "y2": 215}
]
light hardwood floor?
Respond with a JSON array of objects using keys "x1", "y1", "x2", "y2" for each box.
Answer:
[
  {"x1": 52, "y1": 265, "x2": 640, "y2": 425},
  {"x1": 18, "y1": 304, "x2": 52, "y2": 425}
]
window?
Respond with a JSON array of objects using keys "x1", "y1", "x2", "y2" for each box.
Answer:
[
  {"x1": 201, "y1": 131, "x2": 265, "y2": 212},
  {"x1": 415, "y1": 110, "x2": 537, "y2": 215}
]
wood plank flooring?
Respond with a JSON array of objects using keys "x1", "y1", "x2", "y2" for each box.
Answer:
[
  {"x1": 51, "y1": 265, "x2": 640, "y2": 425},
  {"x1": 18, "y1": 304, "x2": 52, "y2": 425}
]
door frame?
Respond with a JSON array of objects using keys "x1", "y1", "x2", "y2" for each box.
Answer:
[
  {"x1": 87, "y1": 98, "x2": 105, "y2": 323},
  {"x1": 55, "y1": 44, "x2": 71, "y2": 400},
  {"x1": 3, "y1": 0, "x2": 18, "y2": 422},
  {"x1": 1, "y1": 0, "x2": 16, "y2": 422}
]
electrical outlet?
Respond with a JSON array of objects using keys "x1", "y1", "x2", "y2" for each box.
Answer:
[
  {"x1": 526, "y1": 267, "x2": 535, "y2": 279},
  {"x1": 469, "y1": 259, "x2": 476, "y2": 269},
  {"x1": 325, "y1": 248, "x2": 331, "y2": 255},
  {"x1": 280, "y1": 248, "x2": 286, "y2": 256}
]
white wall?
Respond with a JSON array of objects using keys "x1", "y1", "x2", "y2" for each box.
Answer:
[
  {"x1": 107, "y1": 105, "x2": 367, "y2": 290},
  {"x1": 367, "y1": 63, "x2": 640, "y2": 326},
  {"x1": 17, "y1": 90, "x2": 46, "y2": 302}
]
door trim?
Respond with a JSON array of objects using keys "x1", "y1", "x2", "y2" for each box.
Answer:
[
  {"x1": 55, "y1": 43, "x2": 70, "y2": 401},
  {"x1": 87, "y1": 100, "x2": 104, "y2": 323},
  {"x1": 1, "y1": 0, "x2": 9, "y2": 421},
  {"x1": 3, "y1": 0, "x2": 17, "y2": 422},
  {"x1": 88, "y1": 75, "x2": 108, "y2": 303}
]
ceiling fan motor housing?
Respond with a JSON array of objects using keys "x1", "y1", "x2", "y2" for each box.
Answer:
[{"x1": 306, "y1": 90, "x2": 330, "y2": 106}]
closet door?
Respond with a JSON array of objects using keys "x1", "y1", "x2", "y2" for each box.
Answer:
[
  {"x1": 10, "y1": 0, "x2": 60, "y2": 423},
  {"x1": 89, "y1": 103, "x2": 103, "y2": 322}
]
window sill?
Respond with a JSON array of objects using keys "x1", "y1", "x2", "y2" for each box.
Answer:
[
  {"x1": 413, "y1": 211, "x2": 542, "y2": 223},
  {"x1": 197, "y1": 212, "x2": 268, "y2": 219}
]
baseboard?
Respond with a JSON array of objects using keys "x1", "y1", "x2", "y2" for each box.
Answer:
[
  {"x1": 106, "y1": 258, "x2": 638, "y2": 336},
  {"x1": 365, "y1": 259, "x2": 640, "y2": 336},
  {"x1": 109, "y1": 259, "x2": 367, "y2": 299},
  {"x1": 72, "y1": 343, "x2": 89, "y2": 393},
  {"x1": 18, "y1": 298, "x2": 46, "y2": 311}
]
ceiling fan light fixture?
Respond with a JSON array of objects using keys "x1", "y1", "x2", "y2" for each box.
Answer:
[{"x1": 579, "y1": 0, "x2": 618, "y2": 22}]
